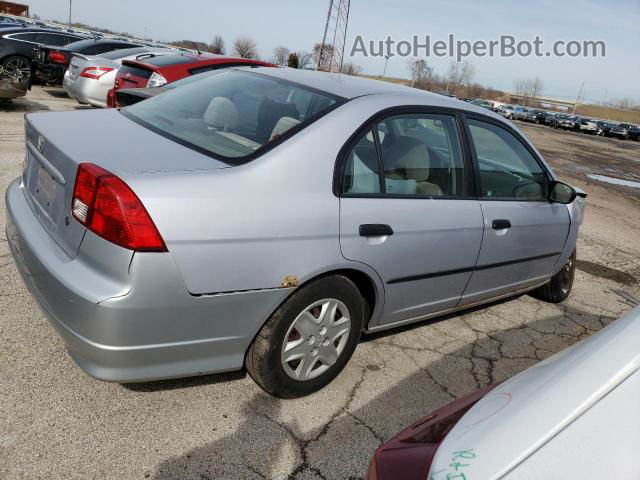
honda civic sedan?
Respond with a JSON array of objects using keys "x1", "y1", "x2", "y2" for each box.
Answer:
[{"x1": 5, "y1": 68, "x2": 585, "y2": 398}]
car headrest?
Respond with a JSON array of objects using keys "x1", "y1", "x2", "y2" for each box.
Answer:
[
  {"x1": 204, "y1": 97, "x2": 239, "y2": 130},
  {"x1": 384, "y1": 137, "x2": 431, "y2": 182},
  {"x1": 270, "y1": 116, "x2": 301, "y2": 140}
]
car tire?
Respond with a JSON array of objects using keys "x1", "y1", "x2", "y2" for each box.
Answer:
[
  {"x1": 1, "y1": 55, "x2": 30, "y2": 78},
  {"x1": 530, "y1": 250, "x2": 576, "y2": 303},
  {"x1": 246, "y1": 275, "x2": 364, "y2": 398}
]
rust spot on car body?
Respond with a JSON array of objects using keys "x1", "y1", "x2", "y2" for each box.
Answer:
[{"x1": 280, "y1": 276, "x2": 299, "y2": 288}]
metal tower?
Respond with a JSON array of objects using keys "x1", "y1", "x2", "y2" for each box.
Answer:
[{"x1": 318, "y1": 0, "x2": 351, "y2": 72}]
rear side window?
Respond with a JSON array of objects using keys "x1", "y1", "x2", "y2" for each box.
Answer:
[
  {"x1": 468, "y1": 119, "x2": 548, "y2": 200},
  {"x1": 123, "y1": 70, "x2": 342, "y2": 161},
  {"x1": 33, "y1": 33, "x2": 80, "y2": 46},
  {"x1": 343, "y1": 113, "x2": 466, "y2": 197}
]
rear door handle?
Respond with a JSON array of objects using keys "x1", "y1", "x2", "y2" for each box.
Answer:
[
  {"x1": 492, "y1": 219, "x2": 512, "y2": 230},
  {"x1": 359, "y1": 224, "x2": 393, "y2": 237}
]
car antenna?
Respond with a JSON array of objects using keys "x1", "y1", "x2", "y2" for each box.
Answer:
[{"x1": 192, "y1": 41, "x2": 201, "y2": 55}]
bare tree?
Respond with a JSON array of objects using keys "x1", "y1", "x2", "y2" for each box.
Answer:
[
  {"x1": 445, "y1": 61, "x2": 475, "y2": 95},
  {"x1": 296, "y1": 51, "x2": 313, "y2": 69},
  {"x1": 271, "y1": 46, "x2": 290, "y2": 66},
  {"x1": 407, "y1": 59, "x2": 435, "y2": 89},
  {"x1": 210, "y1": 35, "x2": 225, "y2": 54},
  {"x1": 340, "y1": 62, "x2": 362, "y2": 76},
  {"x1": 530, "y1": 77, "x2": 543, "y2": 101},
  {"x1": 233, "y1": 36, "x2": 258, "y2": 59}
]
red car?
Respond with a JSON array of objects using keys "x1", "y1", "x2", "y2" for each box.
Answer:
[{"x1": 106, "y1": 53, "x2": 273, "y2": 107}]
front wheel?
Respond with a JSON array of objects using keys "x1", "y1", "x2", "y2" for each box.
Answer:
[
  {"x1": 530, "y1": 250, "x2": 576, "y2": 303},
  {"x1": 246, "y1": 275, "x2": 364, "y2": 398}
]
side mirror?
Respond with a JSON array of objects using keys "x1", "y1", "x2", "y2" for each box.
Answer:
[{"x1": 549, "y1": 181, "x2": 577, "y2": 204}]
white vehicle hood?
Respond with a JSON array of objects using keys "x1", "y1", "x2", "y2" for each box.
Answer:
[{"x1": 428, "y1": 306, "x2": 640, "y2": 480}]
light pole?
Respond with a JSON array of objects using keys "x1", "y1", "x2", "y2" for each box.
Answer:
[
  {"x1": 382, "y1": 55, "x2": 390, "y2": 78},
  {"x1": 68, "y1": 0, "x2": 72, "y2": 25}
]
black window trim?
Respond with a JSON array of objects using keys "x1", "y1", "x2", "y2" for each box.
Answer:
[
  {"x1": 462, "y1": 112, "x2": 554, "y2": 203},
  {"x1": 333, "y1": 105, "x2": 478, "y2": 200}
]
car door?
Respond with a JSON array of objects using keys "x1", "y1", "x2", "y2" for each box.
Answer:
[
  {"x1": 339, "y1": 110, "x2": 484, "y2": 326},
  {"x1": 460, "y1": 116, "x2": 570, "y2": 305}
]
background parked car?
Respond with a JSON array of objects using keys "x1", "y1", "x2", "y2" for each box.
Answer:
[
  {"x1": 511, "y1": 106, "x2": 528, "y2": 120},
  {"x1": 576, "y1": 117, "x2": 598, "y2": 134},
  {"x1": 610, "y1": 123, "x2": 634, "y2": 140},
  {"x1": 553, "y1": 114, "x2": 579, "y2": 130},
  {"x1": 0, "y1": 26, "x2": 85, "y2": 78},
  {"x1": 520, "y1": 108, "x2": 539, "y2": 123},
  {"x1": 366, "y1": 306, "x2": 640, "y2": 480},
  {"x1": 594, "y1": 120, "x2": 615, "y2": 136},
  {"x1": 496, "y1": 104, "x2": 515, "y2": 119},
  {"x1": 470, "y1": 99, "x2": 493, "y2": 110},
  {"x1": 108, "y1": 53, "x2": 273, "y2": 107},
  {"x1": 63, "y1": 46, "x2": 176, "y2": 107},
  {"x1": 32, "y1": 37, "x2": 141, "y2": 85}
]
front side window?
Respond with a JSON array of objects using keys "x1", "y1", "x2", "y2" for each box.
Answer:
[
  {"x1": 123, "y1": 70, "x2": 341, "y2": 161},
  {"x1": 342, "y1": 113, "x2": 466, "y2": 197},
  {"x1": 468, "y1": 119, "x2": 548, "y2": 200}
]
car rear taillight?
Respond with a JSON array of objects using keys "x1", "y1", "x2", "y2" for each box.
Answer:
[
  {"x1": 48, "y1": 50, "x2": 66, "y2": 63},
  {"x1": 367, "y1": 384, "x2": 499, "y2": 480},
  {"x1": 79, "y1": 66, "x2": 114, "y2": 80},
  {"x1": 71, "y1": 163, "x2": 166, "y2": 251},
  {"x1": 146, "y1": 71, "x2": 167, "y2": 87}
]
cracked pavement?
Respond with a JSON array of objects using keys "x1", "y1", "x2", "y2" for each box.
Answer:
[{"x1": 1, "y1": 89, "x2": 640, "y2": 479}]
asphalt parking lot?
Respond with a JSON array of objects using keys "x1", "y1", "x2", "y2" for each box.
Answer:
[{"x1": 2, "y1": 87, "x2": 640, "y2": 480}]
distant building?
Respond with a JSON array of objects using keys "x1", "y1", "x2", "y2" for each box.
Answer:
[{"x1": 0, "y1": 1, "x2": 29, "y2": 16}]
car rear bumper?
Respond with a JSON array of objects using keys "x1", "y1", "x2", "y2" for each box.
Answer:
[
  {"x1": 63, "y1": 73, "x2": 109, "y2": 108},
  {"x1": 6, "y1": 177, "x2": 291, "y2": 383}
]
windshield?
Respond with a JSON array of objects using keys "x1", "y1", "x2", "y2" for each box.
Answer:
[{"x1": 123, "y1": 70, "x2": 343, "y2": 161}]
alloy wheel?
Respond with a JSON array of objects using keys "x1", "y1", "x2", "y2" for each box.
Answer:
[
  {"x1": 3, "y1": 57, "x2": 30, "y2": 78},
  {"x1": 281, "y1": 298, "x2": 351, "y2": 381}
]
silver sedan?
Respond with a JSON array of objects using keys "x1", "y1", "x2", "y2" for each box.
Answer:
[
  {"x1": 6, "y1": 67, "x2": 585, "y2": 398},
  {"x1": 62, "y1": 47, "x2": 175, "y2": 107}
]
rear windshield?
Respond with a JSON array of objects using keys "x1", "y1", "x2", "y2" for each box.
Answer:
[
  {"x1": 122, "y1": 70, "x2": 343, "y2": 162},
  {"x1": 118, "y1": 63, "x2": 152, "y2": 79},
  {"x1": 99, "y1": 46, "x2": 149, "y2": 60}
]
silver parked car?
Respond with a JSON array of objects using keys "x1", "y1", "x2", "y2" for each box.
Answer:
[
  {"x1": 6, "y1": 68, "x2": 586, "y2": 398},
  {"x1": 63, "y1": 47, "x2": 175, "y2": 107}
]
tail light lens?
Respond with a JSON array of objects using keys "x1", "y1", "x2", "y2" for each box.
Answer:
[
  {"x1": 48, "y1": 50, "x2": 66, "y2": 63},
  {"x1": 106, "y1": 88, "x2": 116, "y2": 108},
  {"x1": 79, "y1": 66, "x2": 114, "y2": 80},
  {"x1": 146, "y1": 71, "x2": 167, "y2": 87},
  {"x1": 72, "y1": 163, "x2": 166, "y2": 251},
  {"x1": 368, "y1": 383, "x2": 499, "y2": 480}
]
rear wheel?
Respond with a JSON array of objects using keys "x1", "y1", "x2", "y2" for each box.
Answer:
[
  {"x1": 530, "y1": 250, "x2": 576, "y2": 303},
  {"x1": 1, "y1": 55, "x2": 30, "y2": 78},
  {"x1": 246, "y1": 275, "x2": 364, "y2": 398}
]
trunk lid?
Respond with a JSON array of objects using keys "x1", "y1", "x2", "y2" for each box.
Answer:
[
  {"x1": 23, "y1": 109, "x2": 230, "y2": 258},
  {"x1": 115, "y1": 61, "x2": 154, "y2": 90},
  {"x1": 67, "y1": 54, "x2": 118, "y2": 81}
]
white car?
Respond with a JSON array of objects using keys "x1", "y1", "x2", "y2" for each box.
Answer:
[
  {"x1": 62, "y1": 46, "x2": 176, "y2": 107},
  {"x1": 367, "y1": 305, "x2": 640, "y2": 479}
]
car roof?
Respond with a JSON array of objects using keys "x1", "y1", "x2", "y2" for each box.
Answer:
[
  {"x1": 430, "y1": 305, "x2": 640, "y2": 479},
  {"x1": 1, "y1": 26, "x2": 80, "y2": 34},
  {"x1": 240, "y1": 66, "x2": 461, "y2": 101}
]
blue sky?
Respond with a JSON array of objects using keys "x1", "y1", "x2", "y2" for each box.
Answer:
[{"x1": 27, "y1": 0, "x2": 640, "y2": 103}]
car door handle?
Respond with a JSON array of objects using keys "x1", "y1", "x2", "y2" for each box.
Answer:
[
  {"x1": 359, "y1": 224, "x2": 394, "y2": 237},
  {"x1": 492, "y1": 219, "x2": 512, "y2": 230}
]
